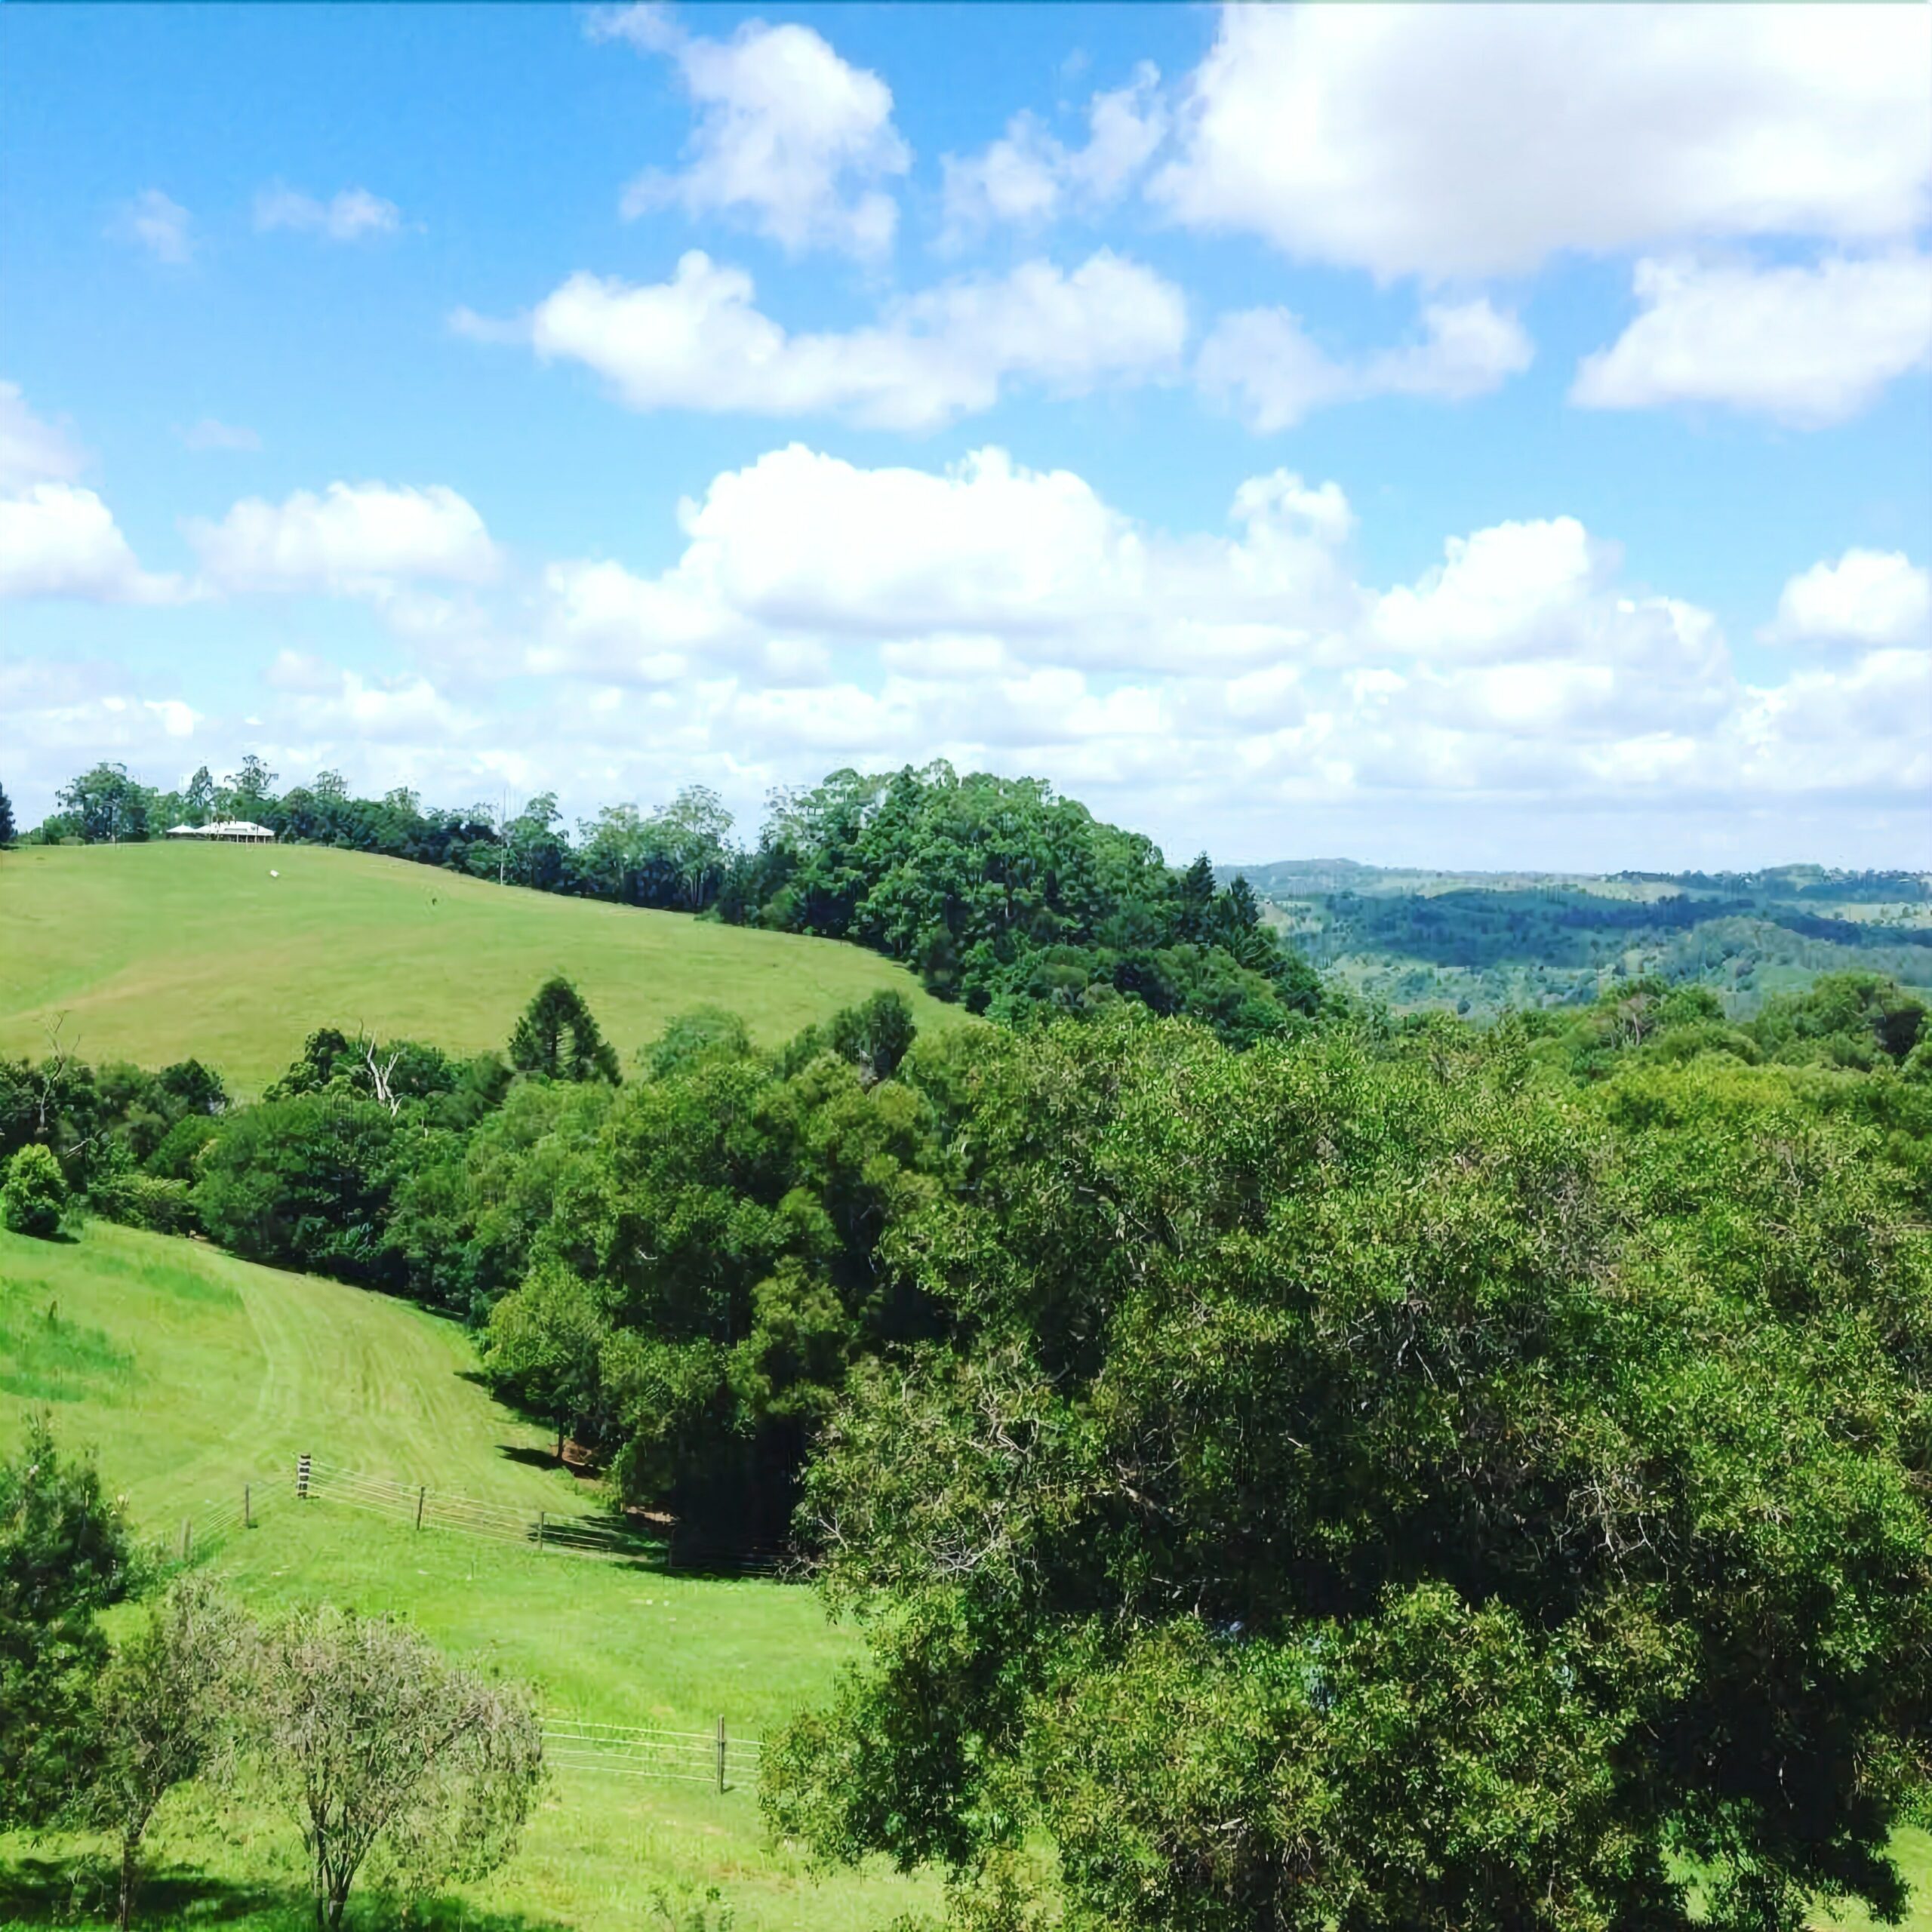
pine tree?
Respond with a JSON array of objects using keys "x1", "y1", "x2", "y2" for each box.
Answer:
[{"x1": 1175, "y1": 852, "x2": 1217, "y2": 944}]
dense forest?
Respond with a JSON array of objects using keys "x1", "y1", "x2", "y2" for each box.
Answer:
[{"x1": 1235, "y1": 857, "x2": 1932, "y2": 1018}]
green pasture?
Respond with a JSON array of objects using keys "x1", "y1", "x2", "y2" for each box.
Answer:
[
  {"x1": 0, "y1": 841, "x2": 958, "y2": 1095},
  {"x1": 0, "y1": 1222, "x2": 933, "y2": 1930}
]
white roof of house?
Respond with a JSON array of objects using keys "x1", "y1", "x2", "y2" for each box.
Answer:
[{"x1": 168, "y1": 820, "x2": 276, "y2": 836}]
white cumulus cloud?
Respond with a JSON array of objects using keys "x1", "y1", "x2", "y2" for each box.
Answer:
[
  {"x1": 591, "y1": 6, "x2": 909, "y2": 260},
  {"x1": 187, "y1": 482, "x2": 499, "y2": 594},
  {"x1": 471, "y1": 249, "x2": 1186, "y2": 432},
  {"x1": 942, "y1": 63, "x2": 1166, "y2": 239},
  {"x1": 1152, "y1": 4, "x2": 1932, "y2": 278},
  {"x1": 1571, "y1": 252, "x2": 1932, "y2": 426},
  {"x1": 1766, "y1": 549, "x2": 1931, "y2": 648},
  {"x1": 0, "y1": 484, "x2": 184, "y2": 604},
  {"x1": 1198, "y1": 297, "x2": 1533, "y2": 431}
]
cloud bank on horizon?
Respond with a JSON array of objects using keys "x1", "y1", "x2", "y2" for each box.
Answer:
[{"x1": 2, "y1": 1, "x2": 1927, "y2": 870}]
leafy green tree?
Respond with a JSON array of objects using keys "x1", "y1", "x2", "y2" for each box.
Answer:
[
  {"x1": 826, "y1": 990, "x2": 917, "y2": 1084},
  {"x1": 0, "y1": 1420, "x2": 137, "y2": 1829},
  {"x1": 56, "y1": 762, "x2": 152, "y2": 843},
  {"x1": 765, "y1": 1013, "x2": 1932, "y2": 1931},
  {"x1": 219, "y1": 753, "x2": 278, "y2": 822},
  {"x1": 0, "y1": 778, "x2": 14, "y2": 846},
  {"x1": 1174, "y1": 851, "x2": 1217, "y2": 943},
  {"x1": 1751, "y1": 970, "x2": 1927, "y2": 1068},
  {"x1": 73, "y1": 1574, "x2": 254, "y2": 1931},
  {"x1": 250, "y1": 1604, "x2": 544, "y2": 1932},
  {"x1": 2, "y1": 1142, "x2": 67, "y2": 1236},
  {"x1": 503, "y1": 792, "x2": 572, "y2": 891},
  {"x1": 482, "y1": 1263, "x2": 609, "y2": 1460},
  {"x1": 183, "y1": 764, "x2": 216, "y2": 824},
  {"x1": 193, "y1": 1095, "x2": 399, "y2": 1284},
  {"x1": 508, "y1": 975, "x2": 620, "y2": 1083}
]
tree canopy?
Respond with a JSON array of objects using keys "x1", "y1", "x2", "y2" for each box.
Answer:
[{"x1": 764, "y1": 1012, "x2": 1932, "y2": 1930}]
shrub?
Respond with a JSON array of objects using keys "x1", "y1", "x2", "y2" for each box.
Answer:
[
  {"x1": 90, "y1": 1169, "x2": 197, "y2": 1236},
  {"x1": 1, "y1": 1143, "x2": 66, "y2": 1238}
]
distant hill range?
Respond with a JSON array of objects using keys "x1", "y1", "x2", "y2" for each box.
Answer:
[{"x1": 1219, "y1": 860, "x2": 1932, "y2": 1019}]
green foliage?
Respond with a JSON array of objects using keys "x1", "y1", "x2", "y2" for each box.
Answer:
[
  {"x1": 1247, "y1": 863, "x2": 1932, "y2": 1021},
  {"x1": 737, "y1": 763, "x2": 1322, "y2": 1044},
  {"x1": 2, "y1": 1141, "x2": 67, "y2": 1237},
  {"x1": 765, "y1": 1012, "x2": 1932, "y2": 1930},
  {"x1": 250, "y1": 1602, "x2": 545, "y2": 1930},
  {"x1": 827, "y1": 990, "x2": 918, "y2": 1084},
  {"x1": 55, "y1": 762, "x2": 152, "y2": 844},
  {"x1": 535, "y1": 1012, "x2": 943, "y2": 1549},
  {"x1": 508, "y1": 974, "x2": 622, "y2": 1084},
  {"x1": 72, "y1": 1574, "x2": 254, "y2": 1930},
  {"x1": 481, "y1": 1263, "x2": 608, "y2": 1456},
  {"x1": 193, "y1": 1094, "x2": 401, "y2": 1285},
  {"x1": 0, "y1": 1417, "x2": 137, "y2": 1828},
  {"x1": 0, "y1": 778, "x2": 14, "y2": 847}
]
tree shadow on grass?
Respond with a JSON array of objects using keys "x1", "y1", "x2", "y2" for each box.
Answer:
[{"x1": 0, "y1": 1856, "x2": 574, "y2": 1931}]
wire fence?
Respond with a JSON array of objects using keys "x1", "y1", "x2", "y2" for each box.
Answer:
[
  {"x1": 162, "y1": 1463, "x2": 768, "y2": 1795},
  {"x1": 166, "y1": 1474, "x2": 281, "y2": 1564},
  {"x1": 294, "y1": 1456, "x2": 791, "y2": 1577},
  {"x1": 543, "y1": 1716, "x2": 763, "y2": 1792}
]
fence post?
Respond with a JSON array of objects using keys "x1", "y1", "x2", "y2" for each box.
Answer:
[
  {"x1": 180, "y1": 1518, "x2": 192, "y2": 1561},
  {"x1": 538, "y1": 1510, "x2": 546, "y2": 1552},
  {"x1": 244, "y1": 1482, "x2": 252, "y2": 1530},
  {"x1": 716, "y1": 1715, "x2": 727, "y2": 1794},
  {"x1": 297, "y1": 1453, "x2": 311, "y2": 1500},
  {"x1": 416, "y1": 1485, "x2": 426, "y2": 1531}
]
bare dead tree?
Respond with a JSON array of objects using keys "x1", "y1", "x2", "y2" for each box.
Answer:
[
  {"x1": 33, "y1": 1015, "x2": 74, "y2": 1137},
  {"x1": 358, "y1": 1034, "x2": 405, "y2": 1117}
]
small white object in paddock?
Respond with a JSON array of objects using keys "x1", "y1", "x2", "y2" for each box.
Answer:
[{"x1": 269, "y1": 869, "x2": 279, "y2": 878}]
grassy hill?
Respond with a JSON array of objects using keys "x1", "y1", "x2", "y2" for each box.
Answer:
[
  {"x1": 0, "y1": 1220, "x2": 935, "y2": 1930},
  {"x1": 0, "y1": 842, "x2": 960, "y2": 1094}
]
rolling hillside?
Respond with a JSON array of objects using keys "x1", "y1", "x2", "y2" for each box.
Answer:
[
  {"x1": 0, "y1": 841, "x2": 960, "y2": 1092},
  {"x1": 1226, "y1": 859, "x2": 1932, "y2": 1020},
  {"x1": 0, "y1": 1220, "x2": 935, "y2": 1930}
]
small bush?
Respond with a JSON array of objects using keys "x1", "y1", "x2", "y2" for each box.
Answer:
[
  {"x1": 90, "y1": 1171, "x2": 197, "y2": 1236},
  {"x1": 2, "y1": 1144, "x2": 67, "y2": 1238}
]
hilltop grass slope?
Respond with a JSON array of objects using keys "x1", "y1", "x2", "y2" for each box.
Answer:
[
  {"x1": 0, "y1": 1220, "x2": 934, "y2": 1930},
  {"x1": 0, "y1": 842, "x2": 958, "y2": 1094}
]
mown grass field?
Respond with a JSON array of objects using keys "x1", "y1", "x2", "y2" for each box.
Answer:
[
  {"x1": 0, "y1": 1221, "x2": 935, "y2": 1931},
  {"x1": 0, "y1": 841, "x2": 958, "y2": 1095}
]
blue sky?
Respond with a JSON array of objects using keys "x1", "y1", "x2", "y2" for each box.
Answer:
[{"x1": 2, "y1": 2, "x2": 1927, "y2": 869}]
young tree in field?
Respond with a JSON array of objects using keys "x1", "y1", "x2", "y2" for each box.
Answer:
[
  {"x1": 0, "y1": 778, "x2": 15, "y2": 846},
  {"x1": 481, "y1": 1263, "x2": 608, "y2": 1460},
  {"x1": 75, "y1": 1575, "x2": 254, "y2": 1931},
  {"x1": 2, "y1": 1141, "x2": 67, "y2": 1236},
  {"x1": 251, "y1": 1605, "x2": 544, "y2": 1932},
  {"x1": 508, "y1": 975, "x2": 620, "y2": 1084},
  {"x1": 0, "y1": 1420, "x2": 137, "y2": 1829}
]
